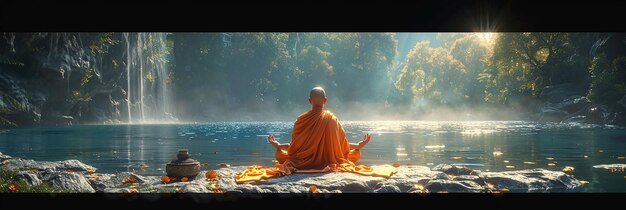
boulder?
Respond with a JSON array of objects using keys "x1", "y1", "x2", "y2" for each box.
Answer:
[
  {"x1": 546, "y1": 96, "x2": 592, "y2": 114},
  {"x1": 16, "y1": 172, "x2": 43, "y2": 186},
  {"x1": 537, "y1": 84, "x2": 593, "y2": 122},
  {"x1": 562, "y1": 115, "x2": 587, "y2": 123},
  {"x1": 539, "y1": 106, "x2": 569, "y2": 122},
  {"x1": 0, "y1": 152, "x2": 12, "y2": 160},
  {"x1": 49, "y1": 172, "x2": 96, "y2": 192},
  {"x1": 585, "y1": 105, "x2": 610, "y2": 124},
  {"x1": 539, "y1": 83, "x2": 585, "y2": 103}
]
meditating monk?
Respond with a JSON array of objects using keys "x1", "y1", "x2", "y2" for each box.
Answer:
[{"x1": 234, "y1": 87, "x2": 397, "y2": 183}]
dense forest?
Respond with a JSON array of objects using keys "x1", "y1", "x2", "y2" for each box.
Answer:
[{"x1": 1, "y1": 32, "x2": 625, "y2": 126}]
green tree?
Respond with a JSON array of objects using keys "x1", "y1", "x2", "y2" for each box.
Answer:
[
  {"x1": 395, "y1": 41, "x2": 466, "y2": 106},
  {"x1": 481, "y1": 33, "x2": 574, "y2": 104}
]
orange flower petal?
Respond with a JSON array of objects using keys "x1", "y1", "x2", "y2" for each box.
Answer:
[
  {"x1": 8, "y1": 183, "x2": 19, "y2": 191},
  {"x1": 562, "y1": 166, "x2": 575, "y2": 172},
  {"x1": 86, "y1": 169, "x2": 96, "y2": 175},
  {"x1": 392, "y1": 162, "x2": 400, "y2": 167},
  {"x1": 122, "y1": 176, "x2": 138, "y2": 183},
  {"x1": 217, "y1": 163, "x2": 230, "y2": 167},
  {"x1": 309, "y1": 185, "x2": 317, "y2": 192},
  {"x1": 181, "y1": 177, "x2": 189, "y2": 182},
  {"x1": 206, "y1": 170, "x2": 218, "y2": 179},
  {"x1": 485, "y1": 181, "x2": 495, "y2": 188},
  {"x1": 161, "y1": 175, "x2": 170, "y2": 184}
]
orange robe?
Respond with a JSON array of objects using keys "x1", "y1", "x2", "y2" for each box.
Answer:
[{"x1": 235, "y1": 107, "x2": 397, "y2": 183}]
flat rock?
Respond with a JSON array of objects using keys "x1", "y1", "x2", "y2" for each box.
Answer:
[
  {"x1": 103, "y1": 188, "x2": 133, "y2": 193},
  {"x1": 3, "y1": 158, "x2": 96, "y2": 172},
  {"x1": 216, "y1": 165, "x2": 580, "y2": 193},
  {"x1": 592, "y1": 164, "x2": 626, "y2": 169},
  {"x1": 424, "y1": 179, "x2": 486, "y2": 192},
  {"x1": 373, "y1": 184, "x2": 401, "y2": 193},
  {"x1": 432, "y1": 164, "x2": 479, "y2": 175},
  {"x1": 217, "y1": 165, "x2": 462, "y2": 193},
  {"x1": 182, "y1": 183, "x2": 209, "y2": 193},
  {"x1": 481, "y1": 168, "x2": 581, "y2": 192},
  {"x1": 94, "y1": 172, "x2": 155, "y2": 190}
]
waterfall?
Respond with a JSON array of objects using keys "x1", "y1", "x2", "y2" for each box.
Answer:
[
  {"x1": 122, "y1": 32, "x2": 177, "y2": 123},
  {"x1": 138, "y1": 34, "x2": 145, "y2": 121},
  {"x1": 124, "y1": 33, "x2": 132, "y2": 123}
]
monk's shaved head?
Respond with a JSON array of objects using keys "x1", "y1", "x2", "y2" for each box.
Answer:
[
  {"x1": 309, "y1": 87, "x2": 326, "y2": 99},
  {"x1": 309, "y1": 87, "x2": 327, "y2": 108}
]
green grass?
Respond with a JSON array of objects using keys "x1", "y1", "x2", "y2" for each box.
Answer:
[
  {"x1": 0, "y1": 167, "x2": 66, "y2": 193},
  {"x1": 157, "y1": 186, "x2": 177, "y2": 193}
]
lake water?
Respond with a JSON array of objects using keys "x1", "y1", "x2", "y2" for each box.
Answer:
[{"x1": 1, "y1": 121, "x2": 625, "y2": 192}]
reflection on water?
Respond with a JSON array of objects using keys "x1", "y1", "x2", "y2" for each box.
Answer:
[{"x1": 1, "y1": 121, "x2": 625, "y2": 192}]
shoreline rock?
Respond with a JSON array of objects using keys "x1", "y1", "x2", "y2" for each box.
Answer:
[
  {"x1": 536, "y1": 83, "x2": 624, "y2": 125},
  {"x1": 0, "y1": 153, "x2": 583, "y2": 193}
]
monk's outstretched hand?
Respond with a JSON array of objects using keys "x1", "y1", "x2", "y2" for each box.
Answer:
[
  {"x1": 357, "y1": 133, "x2": 371, "y2": 149},
  {"x1": 267, "y1": 134, "x2": 280, "y2": 149}
]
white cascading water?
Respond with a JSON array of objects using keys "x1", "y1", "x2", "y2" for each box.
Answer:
[{"x1": 123, "y1": 32, "x2": 176, "y2": 123}]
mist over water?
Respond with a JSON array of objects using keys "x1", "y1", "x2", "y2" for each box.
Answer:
[{"x1": 162, "y1": 32, "x2": 529, "y2": 123}]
